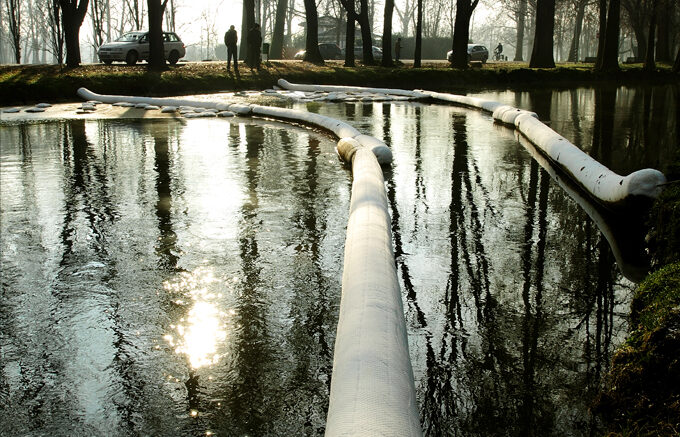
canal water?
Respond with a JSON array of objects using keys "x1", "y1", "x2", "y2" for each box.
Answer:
[{"x1": 1, "y1": 85, "x2": 677, "y2": 436}]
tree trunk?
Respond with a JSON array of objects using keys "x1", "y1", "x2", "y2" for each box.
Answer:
[
  {"x1": 450, "y1": 0, "x2": 478, "y2": 68},
  {"x1": 358, "y1": 0, "x2": 374, "y2": 64},
  {"x1": 285, "y1": 0, "x2": 295, "y2": 47},
  {"x1": 450, "y1": 0, "x2": 468, "y2": 68},
  {"x1": 381, "y1": 0, "x2": 394, "y2": 66},
  {"x1": 7, "y1": 0, "x2": 21, "y2": 63},
  {"x1": 598, "y1": 0, "x2": 620, "y2": 71},
  {"x1": 302, "y1": 0, "x2": 323, "y2": 63},
  {"x1": 643, "y1": 11, "x2": 655, "y2": 70},
  {"x1": 60, "y1": 0, "x2": 89, "y2": 68},
  {"x1": 50, "y1": 0, "x2": 64, "y2": 65},
  {"x1": 567, "y1": 0, "x2": 586, "y2": 62},
  {"x1": 270, "y1": 0, "x2": 287, "y2": 59},
  {"x1": 631, "y1": 22, "x2": 646, "y2": 61},
  {"x1": 595, "y1": 0, "x2": 607, "y2": 69},
  {"x1": 673, "y1": 45, "x2": 680, "y2": 72},
  {"x1": 529, "y1": 0, "x2": 556, "y2": 67},
  {"x1": 414, "y1": 0, "x2": 422, "y2": 67},
  {"x1": 240, "y1": 0, "x2": 255, "y2": 61},
  {"x1": 514, "y1": 0, "x2": 527, "y2": 61},
  {"x1": 655, "y1": 0, "x2": 671, "y2": 63},
  {"x1": 344, "y1": 4, "x2": 356, "y2": 66},
  {"x1": 147, "y1": 0, "x2": 167, "y2": 70}
]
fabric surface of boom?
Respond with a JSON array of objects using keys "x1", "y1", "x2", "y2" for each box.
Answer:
[{"x1": 326, "y1": 147, "x2": 421, "y2": 437}]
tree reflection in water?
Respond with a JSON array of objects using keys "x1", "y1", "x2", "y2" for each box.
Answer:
[{"x1": 379, "y1": 98, "x2": 629, "y2": 436}]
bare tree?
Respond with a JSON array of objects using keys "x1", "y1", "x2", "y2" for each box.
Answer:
[
  {"x1": 48, "y1": 0, "x2": 64, "y2": 64},
  {"x1": 357, "y1": 0, "x2": 375, "y2": 63},
  {"x1": 302, "y1": 0, "x2": 323, "y2": 63},
  {"x1": 338, "y1": 0, "x2": 357, "y2": 66},
  {"x1": 394, "y1": 0, "x2": 416, "y2": 36},
  {"x1": 164, "y1": 0, "x2": 175, "y2": 31},
  {"x1": 529, "y1": 0, "x2": 556, "y2": 67},
  {"x1": 240, "y1": 0, "x2": 255, "y2": 61},
  {"x1": 25, "y1": 0, "x2": 49, "y2": 63},
  {"x1": 90, "y1": 0, "x2": 107, "y2": 53},
  {"x1": 147, "y1": 0, "x2": 168, "y2": 69},
  {"x1": 414, "y1": 0, "x2": 422, "y2": 66},
  {"x1": 199, "y1": 8, "x2": 218, "y2": 60},
  {"x1": 567, "y1": 0, "x2": 590, "y2": 61},
  {"x1": 285, "y1": 0, "x2": 296, "y2": 47},
  {"x1": 423, "y1": 0, "x2": 447, "y2": 37},
  {"x1": 382, "y1": 0, "x2": 394, "y2": 66},
  {"x1": 621, "y1": 0, "x2": 654, "y2": 60},
  {"x1": 508, "y1": 0, "x2": 529, "y2": 60},
  {"x1": 643, "y1": 2, "x2": 656, "y2": 69},
  {"x1": 125, "y1": 0, "x2": 143, "y2": 29},
  {"x1": 450, "y1": 0, "x2": 480, "y2": 68},
  {"x1": 59, "y1": 0, "x2": 89, "y2": 67},
  {"x1": 270, "y1": 0, "x2": 287, "y2": 58},
  {"x1": 5, "y1": 0, "x2": 21, "y2": 62},
  {"x1": 654, "y1": 0, "x2": 672, "y2": 62},
  {"x1": 596, "y1": 0, "x2": 621, "y2": 71}
]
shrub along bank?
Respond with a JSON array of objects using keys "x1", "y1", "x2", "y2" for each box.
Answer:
[{"x1": 594, "y1": 159, "x2": 680, "y2": 436}]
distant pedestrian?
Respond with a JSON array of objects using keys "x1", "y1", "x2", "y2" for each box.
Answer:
[
  {"x1": 247, "y1": 23, "x2": 262, "y2": 71},
  {"x1": 395, "y1": 37, "x2": 402, "y2": 62},
  {"x1": 224, "y1": 25, "x2": 239, "y2": 74}
]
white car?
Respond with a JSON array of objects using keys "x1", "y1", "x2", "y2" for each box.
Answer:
[{"x1": 98, "y1": 31, "x2": 186, "y2": 65}]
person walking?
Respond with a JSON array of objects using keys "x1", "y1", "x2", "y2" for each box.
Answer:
[
  {"x1": 247, "y1": 24, "x2": 262, "y2": 71},
  {"x1": 395, "y1": 37, "x2": 402, "y2": 62},
  {"x1": 224, "y1": 25, "x2": 239, "y2": 74}
]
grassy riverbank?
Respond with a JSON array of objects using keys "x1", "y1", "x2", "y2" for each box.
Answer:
[
  {"x1": 595, "y1": 159, "x2": 680, "y2": 436},
  {"x1": 0, "y1": 60, "x2": 678, "y2": 105}
]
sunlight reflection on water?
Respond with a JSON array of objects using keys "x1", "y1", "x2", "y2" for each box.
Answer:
[{"x1": 163, "y1": 267, "x2": 229, "y2": 369}]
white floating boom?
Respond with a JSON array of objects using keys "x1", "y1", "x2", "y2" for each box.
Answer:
[{"x1": 278, "y1": 81, "x2": 667, "y2": 208}]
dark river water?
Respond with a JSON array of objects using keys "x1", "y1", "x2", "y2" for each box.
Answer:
[{"x1": 1, "y1": 85, "x2": 677, "y2": 436}]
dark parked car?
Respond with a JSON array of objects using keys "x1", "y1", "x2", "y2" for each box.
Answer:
[
  {"x1": 353, "y1": 46, "x2": 383, "y2": 61},
  {"x1": 446, "y1": 44, "x2": 488, "y2": 63},
  {"x1": 294, "y1": 43, "x2": 344, "y2": 60}
]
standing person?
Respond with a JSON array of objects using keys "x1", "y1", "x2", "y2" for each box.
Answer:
[
  {"x1": 247, "y1": 23, "x2": 262, "y2": 71},
  {"x1": 395, "y1": 37, "x2": 402, "y2": 62},
  {"x1": 495, "y1": 42, "x2": 503, "y2": 61},
  {"x1": 224, "y1": 25, "x2": 239, "y2": 74}
]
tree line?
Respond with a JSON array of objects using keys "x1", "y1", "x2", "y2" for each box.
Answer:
[{"x1": 1, "y1": 0, "x2": 678, "y2": 71}]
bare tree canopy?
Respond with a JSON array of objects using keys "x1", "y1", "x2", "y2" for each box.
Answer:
[
  {"x1": 6, "y1": 0, "x2": 22, "y2": 62},
  {"x1": 0, "y1": 0, "x2": 676, "y2": 68}
]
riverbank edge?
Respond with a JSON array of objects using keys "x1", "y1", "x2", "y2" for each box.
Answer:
[
  {"x1": 594, "y1": 160, "x2": 680, "y2": 435},
  {"x1": 1, "y1": 62, "x2": 679, "y2": 106}
]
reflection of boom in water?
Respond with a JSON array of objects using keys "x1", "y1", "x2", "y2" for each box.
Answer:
[{"x1": 494, "y1": 123, "x2": 649, "y2": 282}]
